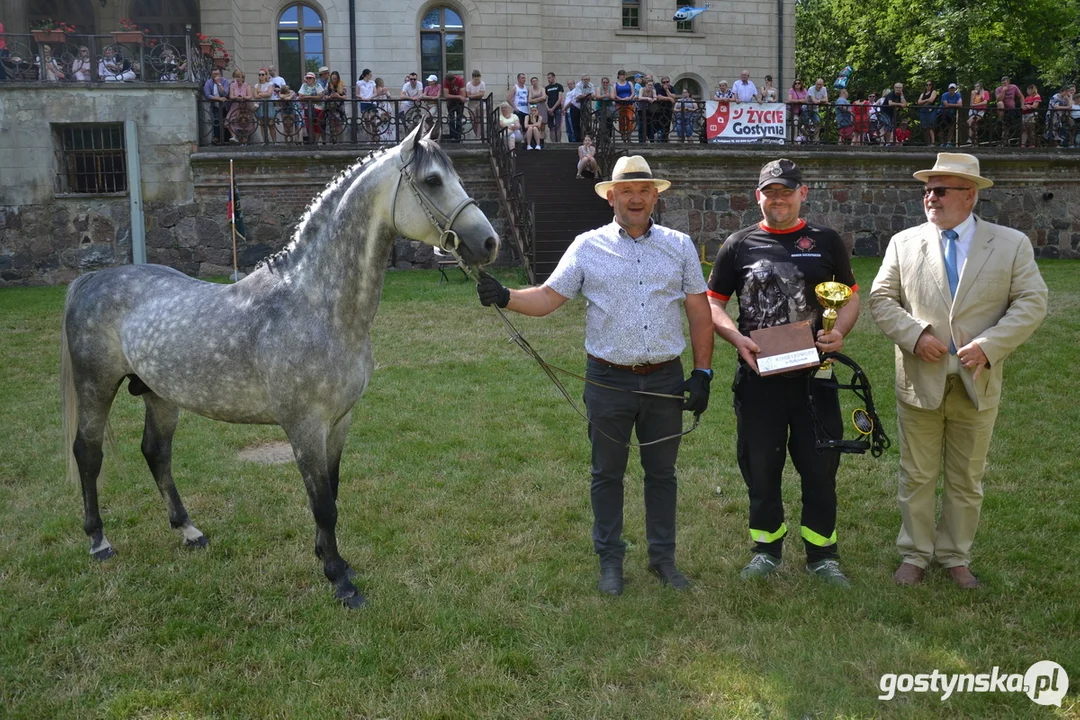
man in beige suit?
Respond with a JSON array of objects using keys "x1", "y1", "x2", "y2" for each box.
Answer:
[{"x1": 869, "y1": 153, "x2": 1047, "y2": 589}]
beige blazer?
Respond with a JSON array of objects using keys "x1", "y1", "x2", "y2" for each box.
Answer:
[{"x1": 869, "y1": 216, "x2": 1048, "y2": 411}]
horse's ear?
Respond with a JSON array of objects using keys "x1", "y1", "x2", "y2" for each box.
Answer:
[
  {"x1": 402, "y1": 118, "x2": 425, "y2": 153},
  {"x1": 426, "y1": 116, "x2": 441, "y2": 142},
  {"x1": 410, "y1": 117, "x2": 428, "y2": 151}
]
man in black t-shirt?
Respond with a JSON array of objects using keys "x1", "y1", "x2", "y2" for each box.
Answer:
[
  {"x1": 544, "y1": 72, "x2": 564, "y2": 142},
  {"x1": 652, "y1": 76, "x2": 676, "y2": 142},
  {"x1": 883, "y1": 82, "x2": 907, "y2": 144},
  {"x1": 707, "y1": 158, "x2": 860, "y2": 587}
]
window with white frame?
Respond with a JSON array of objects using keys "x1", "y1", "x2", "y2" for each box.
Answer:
[
  {"x1": 278, "y1": 3, "x2": 325, "y2": 90},
  {"x1": 420, "y1": 6, "x2": 466, "y2": 81}
]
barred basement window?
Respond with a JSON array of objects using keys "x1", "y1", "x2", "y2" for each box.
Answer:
[
  {"x1": 622, "y1": 0, "x2": 640, "y2": 28},
  {"x1": 55, "y1": 124, "x2": 127, "y2": 194}
]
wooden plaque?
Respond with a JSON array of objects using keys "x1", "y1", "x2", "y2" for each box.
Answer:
[{"x1": 749, "y1": 320, "x2": 821, "y2": 376}]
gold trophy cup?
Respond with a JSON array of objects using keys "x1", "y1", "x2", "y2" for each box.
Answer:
[{"x1": 814, "y1": 281, "x2": 854, "y2": 376}]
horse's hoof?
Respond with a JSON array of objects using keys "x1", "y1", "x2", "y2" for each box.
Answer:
[
  {"x1": 92, "y1": 546, "x2": 116, "y2": 561},
  {"x1": 334, "y1": 579, "x2": 366, "y2": 608},
  {"x1": 184, "y1": 535, "x2": 209, "y2": 550},
  {"x1": 338, "y1": 591, "x2": 366, "y2": 609}
]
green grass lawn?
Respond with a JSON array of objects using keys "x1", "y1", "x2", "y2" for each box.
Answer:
[{"x1": 0, "y1": 258, "x2": 1077, "y2": 719}]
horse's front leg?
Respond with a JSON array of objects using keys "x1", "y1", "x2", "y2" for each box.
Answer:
[
  {"x1": 326, "y1": 412, "x2": 353, "y2": 503},
  {"x1": 287, "y1": 420, "x2": 364, "y2": 608}
]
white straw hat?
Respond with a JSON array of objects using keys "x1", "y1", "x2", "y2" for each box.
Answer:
[
  {"x1": 594, "y1": 155, "x2": 672, "y2": 198},
  {"x1": 912, "y1": 153, "x2": 994, "y2": 189}
]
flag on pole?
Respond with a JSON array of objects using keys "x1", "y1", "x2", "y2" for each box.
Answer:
[{"x1": 227, "y1": 180, "x2": 248, "y2": 241}]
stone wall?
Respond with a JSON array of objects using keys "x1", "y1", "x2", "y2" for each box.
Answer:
[
  {"x1": 0, "y1": 83, "x2": 197, "y2": 285},
  {"x1": 644, "y1": 147, "x2": 1080, "y2": 260},
  {"x1": 170, "y1": 148, "x2": 508, "y2": 277},
  {"x1": 3, "y1": 144, "x2": 1078, "y2": 286},
  {"x1": 0, "y1": 147, "x2": 505, "y2": 285}
]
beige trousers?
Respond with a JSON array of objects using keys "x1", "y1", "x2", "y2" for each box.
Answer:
[{"x1": 895, "y1": 374, "x2": 999, "y2": 569}]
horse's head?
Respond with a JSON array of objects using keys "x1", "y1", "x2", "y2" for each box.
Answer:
[{"x1": 392, "y1": 119, "x2": 499, "y2": 268}]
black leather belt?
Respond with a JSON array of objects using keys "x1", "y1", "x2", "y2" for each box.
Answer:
[{"x1": 588, "y1": 354, "x2": 679, "y2": 375}]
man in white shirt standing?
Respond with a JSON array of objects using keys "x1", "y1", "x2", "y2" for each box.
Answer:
[
  {"x1": 399, "y1": 71, "x2": 423, "y2": 133},
  {"x1": 806, "y1": 77, "x2": 829, "y2": 141},
  {"x1": 508, "y1": 72, "x2": 530, "y2": 126},
  {"x1": 732, "y1": 70, "x2": 759, "y2": 103},
  {"x1": 267, "y1": 65, "x2": 286, "y2": 91},
  {"x1": 476, "y1": 156, "x2": 714, "y2": 597}
]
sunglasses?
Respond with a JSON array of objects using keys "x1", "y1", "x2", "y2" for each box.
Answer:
[{"x1": 923, "y1": 186, "x2": 969, "y2": 197}]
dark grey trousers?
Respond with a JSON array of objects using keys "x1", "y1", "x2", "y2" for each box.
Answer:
[{"x1": 583, "y1": 357, "x2": 685, "y2": 569}]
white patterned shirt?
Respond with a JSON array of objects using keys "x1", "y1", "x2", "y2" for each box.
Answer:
[{"x1": 545, "y1": 220, "x2": 707, "y2": 365}]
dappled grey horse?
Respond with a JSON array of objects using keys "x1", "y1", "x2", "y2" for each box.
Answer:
[{"x1": 61, "y1": 120, "x2": 498, "y2": 607}]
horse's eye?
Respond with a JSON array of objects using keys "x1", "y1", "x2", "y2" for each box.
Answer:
[{"x1": 424, "y1": 174, "x2": 442, "y2": 188}]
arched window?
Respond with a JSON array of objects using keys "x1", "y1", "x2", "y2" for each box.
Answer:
[
  {"x1": 278, "y1": 3, "x2": 324, "y2": 90},
  {"x1": 674, "y1": 78, "x2": 702, "y2": 98},
  {"x1": 420, "y1": 6, "x2": 464, "y2": 82},
  {"x1": 130, "y1": 0, "x2": 200, "y2": 38}
]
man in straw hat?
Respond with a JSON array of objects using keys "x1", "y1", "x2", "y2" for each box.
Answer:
[
  {"x1": 707, "y1": 158, "x2": 859, "y2": 587},
  {"x1": 477, "y1": 156, "x2": 714, "y2": 596},
  {"x1": 869, "y1": 153, "x2": 1047, "y2": 589}
]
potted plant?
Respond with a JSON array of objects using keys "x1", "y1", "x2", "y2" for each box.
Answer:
[
  {"x1": 197, "y1": 32, "x2": 213, "y2": 56},
  {"x1": 202, "y1": 37, "x2": 230, "y2": 69},
  {"x1": 31, "y1": 18, "x2": 75, "y2": 44},
  {"x1": 111, "y1": 18, "x2": 148, "y2": 44},
  {"x1": 213, "y1": 50, "x2": 232, "y2": 70}
]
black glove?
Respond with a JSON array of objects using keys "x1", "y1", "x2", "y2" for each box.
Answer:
[
  {"x1": 476, "y1": 272, "x2": 510, "y2": 308},
  {"x1": 681, "y1": 369, "x2": 712, "y2": 416}
]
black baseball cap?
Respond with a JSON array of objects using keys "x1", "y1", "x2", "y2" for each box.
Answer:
[{"x1": 758, "y1": 158, "x2": 803, "y2": 190}]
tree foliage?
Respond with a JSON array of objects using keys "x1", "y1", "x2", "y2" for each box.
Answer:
[{"x1": 795, "y1": 0, "x2": 1079, "y2": 97}]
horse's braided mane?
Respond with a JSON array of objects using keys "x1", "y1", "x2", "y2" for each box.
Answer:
[{"x1": 255, "y1": 146, "x2": 392, "y2": 272}]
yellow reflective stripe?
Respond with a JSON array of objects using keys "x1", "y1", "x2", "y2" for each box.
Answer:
[
  {"x1": 801, "y1": 525, "x2": 837, "y2": 547},
  {"x1": 749, "y1": 523, "x2": 787, "y2": 544}
]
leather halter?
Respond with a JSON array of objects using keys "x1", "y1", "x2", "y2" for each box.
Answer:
[{"x1": 389, "y1": 145, "x2": 478, "y2": 255}]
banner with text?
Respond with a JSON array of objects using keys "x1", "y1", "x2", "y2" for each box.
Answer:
[{"x1": 705, "y1": 102, "x2": 786, "y2": 143}]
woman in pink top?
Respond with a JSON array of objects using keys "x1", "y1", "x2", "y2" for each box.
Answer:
[
  {"x1": 1021, "y1": 84, "x2": 1042, "y2": 148},
  {"x1": 423, "y1": 74, "x2": 441, "y2": 100},
  {"x1": 788, "y1": 79, "x2": 810, "y2": 139},
  {"x1": 227, "y1": 69, "x2": 255, "y2": 144}
]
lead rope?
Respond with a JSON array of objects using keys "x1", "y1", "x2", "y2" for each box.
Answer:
[
  {"x1": 393, "y1": 145, "x2": 697, "y2": 448},
  {"x1": 455, "y1": 262, "x2": 698, "y2": 448}
]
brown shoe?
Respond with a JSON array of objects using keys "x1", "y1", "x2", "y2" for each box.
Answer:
[
  {"x1": 893, "y1": 562, "x2": 925, "y2": 586},
  {"x1": 946, "y1": 565, "x2": 980, "y2": 589}
]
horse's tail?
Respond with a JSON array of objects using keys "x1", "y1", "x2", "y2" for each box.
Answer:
[{"x1": 61, "y1": 278, "x2": 83, "y2": 486}]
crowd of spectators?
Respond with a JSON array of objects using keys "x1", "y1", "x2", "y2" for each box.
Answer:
[
  {"x1": 128, "y1": 52, "x2": 1080, "y2": 150},
  {"x1": 201, "y1": 64, "x2": 479, "y2": 145},
  {"x1": 1, "y1": 41, "x2": 143, "y2": 82},
  {"x1": 5, "y1": 30, "x2": 1076, "y2": 150},
  {"x1": 786, "y1": 75, "x2": 1078, "y2": 148}
]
